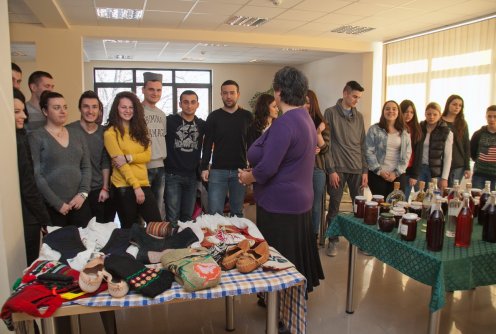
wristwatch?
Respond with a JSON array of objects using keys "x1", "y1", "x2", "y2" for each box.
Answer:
[{"x1": 79, "y1": 192, "x2": 88, "y2": 199}]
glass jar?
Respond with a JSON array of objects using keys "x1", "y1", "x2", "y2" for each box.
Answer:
[
  {"x1": 395, "y1": 201, "x2": 409, "y2": 210},
  {"x1": 399, "y1": 213, "x2": 418, "y2": 241},
  {"x1": 391, "y1": 207, "x2": 406, "y2": 228},
  {"x1": 364, "y1": 201, "x2": 379, "y2": 225},
  {"x1": 354, "y1": 196, "x2": 367, "y2": 218},
  {"x1": 372, "y1": 195, "x2": 384, "y2": 205},
  {"x1": 379, "y1": 202, "x2": 391, "y2": 214},
  {"x1": 379, "y1": 213, "x2": 395, "y2": 232},
  {"x1": 409, "y1": 201, "x2": 422, "y2": 217}
]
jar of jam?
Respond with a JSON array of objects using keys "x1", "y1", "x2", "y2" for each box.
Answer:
[
  {"x1": 354, "y1": 196, "x2": 367, "y2": 218},
  {"x1": 364, "y1": 201, "x2": 379, "y2": 225},
  {"x1": 391, "y1": 207, "x2": 406, "y2": 228},
  {"x1": 399, "y1": 213, "x2": 418, "y2": 241},
  {"x1": 379, "y1": 203, "x2": 391, "y2": 214},
  {"x1": 379, "y1": 213, "x2": 395, "y2": 232},
  {"x1": 409, "y1": 201, "x2": 422, "y2": 217},
  {"x1": 372, "y1": 195, "x2": 384, "y2": 204}
]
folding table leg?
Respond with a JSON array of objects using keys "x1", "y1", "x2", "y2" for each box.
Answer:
[
  {"x1": 100, "y1": 311, "x2": 117, "y2": 334},
  {"x1": 346, "y1": 243, "x2": 357, "y2": 314},
  {"x1": 225, "y1": 295, "x2": 235, "y2": 331},
  {"x1": 70, "y1": 315, "x2": 81, "y2": 334},
  {"x1": 266, "y1": 291, "x2": 278, "y2": 334},
  {"x1": 428, "y1": 289, "x2": 441, "y2": 334},
  {"x1": 41, "y1": 317, "x2": 57, "y2": 334}
]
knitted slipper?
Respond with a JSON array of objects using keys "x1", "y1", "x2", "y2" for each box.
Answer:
[
  {"x1": 104, "y1": 254, "x2": 174, "y2": 298},
  {"x1": 236, "y1": 241, "x2": 270, "y2": 274}
]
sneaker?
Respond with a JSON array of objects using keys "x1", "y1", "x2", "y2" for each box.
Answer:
[{"x1": 326, "y1": 240, "x2": 338, "y2": 257}]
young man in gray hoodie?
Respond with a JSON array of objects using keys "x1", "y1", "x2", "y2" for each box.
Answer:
[{"x1": 324, "y1": 81, "x2": 368, "y2": 257}]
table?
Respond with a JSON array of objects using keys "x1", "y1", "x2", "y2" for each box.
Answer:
[
  {"x1": 13, "y1": 265, "x2": 307, "y2": 334},
  {"x1": 326, "y1": 212, "x2": 496, "y2": 334}
]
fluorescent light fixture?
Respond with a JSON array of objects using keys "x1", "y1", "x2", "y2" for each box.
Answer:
[
  {"x1": 96, "y1": 8, "x2": 143, "y2": 20},
  {"x1": 225, "y1": 16, "x2": 268, "y2": 27},
  {"x1": 331, "y1": 25, "x2": 375, "y2": 35},
  {"x1": 182, "y1": 57, "x2": 205, "y2": 61},
  {"x1": 109, "y1": 55, "x2": 133, "y2": 60},
  {"x1": 103, "y1": 39, "x2": 138, "y2": 44},
  {"x1": 281, "y1": 48, "x2": 308, "y2": 52}
]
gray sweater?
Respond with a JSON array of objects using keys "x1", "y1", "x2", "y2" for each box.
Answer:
[
  {"x1": 323, "y1": 99, "x2": 368, "y2": 175},
  {"x1": 29, "y1": 127, "x2": 91, "y2": 210}
]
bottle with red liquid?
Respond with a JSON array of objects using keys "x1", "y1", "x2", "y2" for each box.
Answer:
[
  {"x1": 427, "y1": 196, "x2": 445, "y2": 251},
  {"x1": 478, "y1": 181, "x2": 491, "y2": 225},
  {"x1": 482, "y1": 191, "x2": 496, "y2": 243},
  {"x1": 455, "y1": 193, "x2": 473, "y2": 247}
]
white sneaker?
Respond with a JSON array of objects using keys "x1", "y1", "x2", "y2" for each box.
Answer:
[{"x1": 326, "y1": 240, "x2": 338, "y2": 257}]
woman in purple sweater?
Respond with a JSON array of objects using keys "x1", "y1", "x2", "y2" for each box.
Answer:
[{"x1": 238, "y1": 66, "x2": 324, "y2": 292}]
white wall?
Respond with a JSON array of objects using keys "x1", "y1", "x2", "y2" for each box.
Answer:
[
  {"x1": 84, "y1": 61, "x2": 283, "y2": 114},
  {"x1": 298, "y1": 52, "x2": 375, "y2": 129}
]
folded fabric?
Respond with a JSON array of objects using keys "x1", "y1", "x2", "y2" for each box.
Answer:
[
  {"x1": 100, "y1": 228, "x2": 131, "y2": 255},
  {"x1": 161, "y1": 248, "x2": 221, "y2": 292},
  {"x1": 104, "y1": 254, "x2": 174, "y2": 298},
  {"x1": 146, "y1": 221, "x2": 173, "y2": 238},
  {"x1": 42, "y1": 226, "x2": 87, "y2": 264}
]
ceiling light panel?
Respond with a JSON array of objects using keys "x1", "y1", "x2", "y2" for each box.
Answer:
[
  {"x1": 96, "y1": 8, "x2": 144, "y2": 20},
  {"x1": 225, "y1": 16, "x2": 269, "y2": 27},
  {"x1": 331, "y1": 25, "x2": 375, "y2": 35}
]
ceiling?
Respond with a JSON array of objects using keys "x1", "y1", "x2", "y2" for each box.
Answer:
[{"x1": 8, "y1": 0, "x2": 496, "y2": 65}]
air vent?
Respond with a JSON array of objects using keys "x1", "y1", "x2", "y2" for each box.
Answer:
[
  {"x1": 225, "y1": 16, "x2": 268, "y2": 27},
  {"x1": 331, "y1": 25, "x2": 375, "y2": 35},
  {"x1": 11, "y1": 51, "x2": 27, "y2": 57}
]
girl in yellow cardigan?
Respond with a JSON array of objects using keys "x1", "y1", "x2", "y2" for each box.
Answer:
[{"x1": 104, "y1": 91, "x2": 161, "y2": 228}]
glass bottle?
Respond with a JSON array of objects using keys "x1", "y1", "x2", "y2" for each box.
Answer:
[
  {"x1": 478, "y1": 181, "x2": 491, "y2": 225},
  {"x1": 431, "y1": 178, "x2": 441, "y2": 197},
  {"x1": 414, "y1": 181, "x2": 426, "y2": 202},
  {"x1": 455, "y1": 193, "x2": 473, "y2": 247},
  {"x1": 448, "y1": 180, "x2": 462, "y2": 201},
  {"x1": 482, "y1": 191, "x2": 496, "y2": 243},
  {"x1": 463, "y1": 182, "x2": 475, "y2": 214},
  {"x1": 386, "y1": 182, "x2": 406, "y2": 206},
  {"x1": 422, "y1": 182, "x2": 434, "y2": 220},
  {"x1": 446, "y1": 184, "x2": 461, "y2": 237},
  {"x1": 427, "y1": 196, "x2": 445, "y2": 251}
]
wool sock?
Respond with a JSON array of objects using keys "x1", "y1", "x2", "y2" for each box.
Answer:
[{"x1": 100, "y1": 228, "x2": 131, "y2": 255}]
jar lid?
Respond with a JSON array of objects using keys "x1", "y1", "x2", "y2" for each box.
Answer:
[
  {"x1": 395, "y1": 201, "x2": 408, "y2": 208},
  {"x1": 403, "y1": 213, "x2": 418, "y2": 219},
  {"x1": 380, "y1": 212, "x2": 394, "y2": 218},
  {"x1": 372, "y1": 195, "x2": 384, "y2": 199},
  {"x1": 355, "y1": 195, "x2": 366, "y2": 200},
  {"x1": 365, "y1": 201, "x2": 378, "y2": 206},
  {"x1": 392, "y1": 207, "x2": 406, "y2": 214}
]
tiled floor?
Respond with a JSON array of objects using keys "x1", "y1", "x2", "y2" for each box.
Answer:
[{"x1": 76, "y1": 199, "x2": 496, "y2": 334}]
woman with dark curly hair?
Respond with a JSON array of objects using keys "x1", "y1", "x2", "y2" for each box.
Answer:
[
  {"x1": 441, "y1": 94, "x2": 471, "y2": 187},
  {"x1": 104, "y1": 91, "x2": 161, "y2": 228},
  {"x1": 400, "y1": 99, "x2": 422, "y2": 196},
  {"x1": 246, "y1": 93, "x2": 278, "y2": 149}
]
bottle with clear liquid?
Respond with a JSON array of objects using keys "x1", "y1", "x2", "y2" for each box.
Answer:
[
  {"x1": 386, "y1": 182, "x2": 405, "y2": 206},
  {"x1": 446, "y1": 184, "x2": 462, "y2": 237},
  {"x1": 448, "y1": 180, "x2": 462, "y2": 201},
  {"x1": 478, "y1": 181, "x2": 491, "y2": 225},
  {"x1": 463, "y1": 182, "x2": 475, "y2": 214},
  {"x1": 427, "y1": 196, "x2": 445, "y2": 251},
  {"x1": 482, "y1": 191, "x2": 496, "y2": 243},
  {"x1": 431, "y1": 178, "x2": 441, "y2": 197},
  {"x1": 455, "y1": 193, "x2": 473, "y2": 247},
  {"x1": 415, "y1": 181, "x2": 426, "y2": 202},
  {"x1": 422, "y1": 182, "x2": 434, "y2": 220}
]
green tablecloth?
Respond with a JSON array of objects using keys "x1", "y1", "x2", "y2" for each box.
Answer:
[{"x1": 326, "y1": 212, "x2": 496, "y2": 312}]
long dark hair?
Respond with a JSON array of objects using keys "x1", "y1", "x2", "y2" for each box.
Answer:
[
  {"x1": 400, "y1": 99, "x2": 421, "y2": 144},
  {"x1": 442, "y1": 94, "x2": 466, "y2": 137},
  {"x1": 251, "y1": 93, "x2": 275, "y2": 133},
  {"x1": 107, "y1": 91, "x2": 150, "y2": 148},
  {"x1": 306, "y1": 89, "x2": 326, "y2": 129},
  {"x1": 378, "y1": 100, "x2": 406, "y2": 133}
]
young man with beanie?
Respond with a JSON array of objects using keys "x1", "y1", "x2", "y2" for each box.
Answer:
[{"x1": 324, "y1": 81, "x2": 368, "y2": 257}]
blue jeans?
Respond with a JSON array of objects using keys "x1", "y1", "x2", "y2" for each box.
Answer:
[
  {"x1": 472, "y1": 173, "x2": 496, "y2": 190},
  {"x1": 312, "y1": 168, "x2": 326, "y2": 234},
  {"x1": 208, "y1": 169, "x2": 246, "y2": 217},
  {"x1": 448, "y1": 167, "x2": 465, "y2": 188},
  {"x1": 418, "y1": 164, "x2": 432, "y2": 191},
  {"x1": 148, "y1": 167, "x2": 165, "y2": 218},
  {"x1": 164, "y1": 172, "x2": 198, "y2": 224}
]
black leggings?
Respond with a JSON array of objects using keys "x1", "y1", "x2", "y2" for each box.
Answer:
[
  {"x1": 88, "y1": 188, "x2": 118, "y2": 223},
  {"x1": 47, "y1": 200, "x2": 92, "y2": 228},
  {"x1": 367, "y1": 170, "x2": 401, "y2": 198},
  {"x1": 113, "y1": 186, "x2": 162, "y2": 228}
]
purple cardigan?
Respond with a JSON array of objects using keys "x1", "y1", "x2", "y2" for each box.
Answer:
[{"x1": 248, "y1": 107, "x2": 316, "y2": 214}]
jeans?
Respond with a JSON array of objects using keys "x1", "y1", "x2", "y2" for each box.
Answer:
[
  {"x1": 327, "y1": 172, "x2": 363, "y2": 242},
  {"x1": 208, "y1": 169, "x2": 246, "y2": 217},
  {"x1": 418, "y1": 164, "x2": 432, "y2": 190},
  {"x1": 312, "y1": 168, "x2": 326, "y2": 235},
  {"x1": 472, "y1": 173, "x2": 496, "y2": 190},
  {"x1": 448, "y1": 167, "x2": 465, "y2": 188},
  {"x1": 164, "y1": 172, "x2": 198, "y2": 224},
  {"x1": 148, "y1": 167, "x2": 165, "y2": 219},
  {"x1": 113, "y1": 186, "x2": 162, "y2": 228}
]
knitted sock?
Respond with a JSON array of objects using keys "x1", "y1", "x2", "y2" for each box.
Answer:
[
  {"x1": 42, "y1": 226, "x2": 86, "y2": 264},
  {"x1": 100, "y1": 228, "x2": 131, "y2": 255},
  {"x1": 104, "y1": 254, "x2": 174, "y2": 298},
  {"x1": 163, "y1": 227, "x2": 198, "y2": 249},
  {"x1": 136, "y1": 228, "x2": 198, "y2": 264},
  {"x1": 129, "y1": 224, "x2": 166, "y2": 252}
]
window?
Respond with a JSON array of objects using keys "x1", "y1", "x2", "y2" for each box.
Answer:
[{"x1": 94, "y1": 68, "x2": 212, "y2": 122}]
